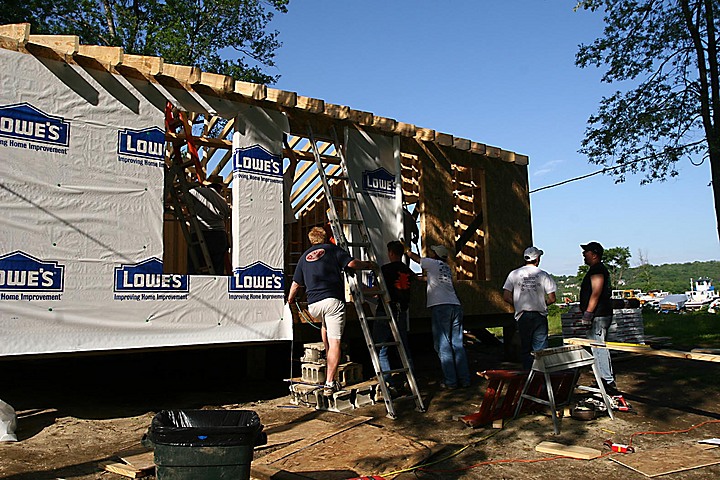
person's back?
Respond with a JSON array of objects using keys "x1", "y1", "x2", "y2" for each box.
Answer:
[
  {"x1": 295, "y1": 242, "x2": 351, "y2": 303},
  {"x1": 505, "y1": 264, "x2": 555, "y2": 319}
]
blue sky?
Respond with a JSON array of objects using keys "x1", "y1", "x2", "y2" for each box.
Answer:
[{"x1": 268, "y1": 1, "x2": 718, "y2": 276}]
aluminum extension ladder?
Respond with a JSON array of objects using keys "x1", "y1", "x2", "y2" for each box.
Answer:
[
  {"x1": 164, "y1": 102, "x2": 215, "y2": 275},
  {"x1": 307, "y1": 125, "x2": 425, "y2": 419}
]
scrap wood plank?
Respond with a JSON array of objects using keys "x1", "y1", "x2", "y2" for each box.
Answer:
[
  {"x1": 535, "y1": 441, "x2": 602, "y2": 460},
  {"x1": 610, "y1": 443, "x2": 720, "y2": 477},
  {"x1": 102, "y1": 451, "x2": 155, "y2": 478},
  {"x1": 255, "y1": 416, "x2": 372, "y2": 466},
  {"x1": 565, "y1": 337, "x2": 720, "y2": 363},
  {"x1": 262, "y1": 422, "x2": 436, "y2": 480},
  {"x1": 260, "y1": 418, "x2": 348, "y2": 450}
]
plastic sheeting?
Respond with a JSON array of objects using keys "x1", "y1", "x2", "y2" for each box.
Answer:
[{"x1": 0, "y1": 48, "x2": 291, "y2": 356}]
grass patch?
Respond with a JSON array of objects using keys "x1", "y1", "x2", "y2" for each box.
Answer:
[
  {"x1": 642, "y1": 309, "x2": 720, "y2": 349},
  {"x1": 482, "y1": 306, "x2": 720, "y2": 350}
]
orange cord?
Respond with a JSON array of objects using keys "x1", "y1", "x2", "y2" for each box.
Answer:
[{"x1": 419, "y1": 420, "x2": 720, "y2": 474}]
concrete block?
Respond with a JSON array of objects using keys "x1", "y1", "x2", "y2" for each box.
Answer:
[
  {"x1": 337, "y1": 362, "x2": 363, "y2": 387},
  {"x1": 354, "y1": 384, "x2": 375, "y2": 407},
  {"x1": 301, "y1": 363, "x2": 326, "y2": 384},
  {"x1": 300, "y1": 342, "x2": 326, "y2": 364},
  {"x1": 289, "y1": 383, "x2": 320, "y2": 407}
]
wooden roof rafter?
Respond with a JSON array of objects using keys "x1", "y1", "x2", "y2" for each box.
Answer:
[{"x1": 0, "y1": 22, "x2": 530, "y2": 167}]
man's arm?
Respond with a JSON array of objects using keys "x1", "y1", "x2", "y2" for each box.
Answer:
[
  {"x1": 347, "y1": 259, "x2": 376, "y2": 270},
  {"x1": 582, "y1": 274, "x2": 603, "y2": 323},
  {"x1": 287, "y1": 281, "x2": 303, "y2": 304},
  {"x1": 546, "y1": 292, "x2": 557, "y2": 305},
  {"x1": 502, "y1": 289, "x2": 513, "y2": 305}
]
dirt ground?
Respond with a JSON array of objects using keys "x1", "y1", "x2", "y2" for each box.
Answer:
[{"x1": 1, "y1": 335, "x2": 719, "y2": 480}]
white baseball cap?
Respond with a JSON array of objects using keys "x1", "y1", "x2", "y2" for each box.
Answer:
[
  {"x1": 524, "y1": 246, "x2": 544, "y2": 261},
  {"x1": 430, "y1": 245, "x2": 449, "y2": 259}
]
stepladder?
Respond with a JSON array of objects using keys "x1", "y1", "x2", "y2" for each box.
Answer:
[
  {"x1": 307, "y1": 125, "x2": 425, "y2": 418},
  {"x1": 164, "y1": 102, "x2": 216, "y2": 275}
]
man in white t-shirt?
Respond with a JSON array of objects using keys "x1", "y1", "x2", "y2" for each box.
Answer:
[
  {"x1": 406, "y1": 244, "x2": 470, "y2": 389},
  {"x1": 502, "y1": 246, "x2": 557, "y2": 369}
]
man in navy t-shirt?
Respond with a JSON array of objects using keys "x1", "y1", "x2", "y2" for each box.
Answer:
[{"x1": 287, "y1": 226, "x2": 375, "y2": 395}]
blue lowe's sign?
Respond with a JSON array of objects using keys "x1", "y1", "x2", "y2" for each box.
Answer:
[
  {"x1": 0, "y1": 251, "x2": 65, "y2": 292},
  {"x1": 0, "y1": 103, "x2": 70, "y2": 146},
  {"x1": 362, "y1": 167, "x2": 396, "y2": 197},
  {"x1": 233, "y1": 145, "x2": 282, "y2": 179},
  {"x1": 229, "y1": 262, "x2": 284, "y2": 294},
  {"x1": 114, "y1": 258, "x2": 189, "y2": 293},
  {"x1": 117, "y1": 127, "x2": 165, "y2": 159}
]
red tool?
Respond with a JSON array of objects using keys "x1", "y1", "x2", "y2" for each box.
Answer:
[
  {"x1": 604, "y1": 439, "x2": 635, "y2": 453},
  {"x1": 612, "y1": 395, "x2": 632, "y2": 412}
]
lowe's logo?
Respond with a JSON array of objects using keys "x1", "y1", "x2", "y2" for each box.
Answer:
[
  {"x1": 0, "y1": 251, "x2": 64, "y2": 292},
  {"x1": 114, "y1": 258, "x2": 189, "y2": 292},
  {"x1": 117, "y1": 127, "x2": 164, "y2": 159},
  {"x1": 233, "y1": 145, "x2": 282, "y2": 178},
  {"x1": 229, "y1": 262, "x2": 284, "y2": 293},
  {"x1": 362, "y1": 167, "x2": 396, "y2": 196},
  {"x1": 0, "y1": 103, "x2": 70, "y2": 146}
]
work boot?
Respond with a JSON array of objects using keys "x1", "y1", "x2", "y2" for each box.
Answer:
[{"x1": 602, "y1": 380, "x2": 620, "y2": 396}]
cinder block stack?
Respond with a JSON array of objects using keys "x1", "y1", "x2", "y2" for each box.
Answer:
[
  {"x1": 289, "y1": 342, "x2": 376, "y2": 412},
  {"x1": 561, "y1": 307, "x2": 645, "y2": 344}
]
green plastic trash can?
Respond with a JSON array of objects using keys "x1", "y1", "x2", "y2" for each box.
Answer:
[{"x1": 143, "y1": 409, "x2": 266, "y2": 480}]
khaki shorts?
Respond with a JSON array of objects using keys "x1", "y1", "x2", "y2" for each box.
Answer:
[{"x1": 309, "y1": 298, "x2": 346, "y2": 340}]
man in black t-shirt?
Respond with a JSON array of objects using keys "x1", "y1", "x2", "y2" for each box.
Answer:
[
  {"x1": 373, "y1": 241, "x2": 416, "y2": 391},
  {"x1": 287, "y1": 227, "x2": 375, "y2": 396},
  {"x1": 580, "y1": 241, "x2": 619, "y2": 395}
]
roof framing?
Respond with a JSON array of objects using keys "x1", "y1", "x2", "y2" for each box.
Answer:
[{"x1": 0, "y1": 22, "x2": 528, "y2": 167}]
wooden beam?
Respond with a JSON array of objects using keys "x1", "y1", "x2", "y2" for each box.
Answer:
[
  {"x1": 77, "y1": 45, "x2": 123, "y2": 67},
  {"x1": 0, "y1": 23, "x2": 30, "y2": 42},
  {"x1": 235, "y1": 80, "x2": 266, "y2": 100},
  {"x1": 166, "y1": 132, "x2": 232, "y2": 149},
  {"x1": 296, "y1": 95, "x2": 324, "y2": 113},
  {"x1": 266, "y1": 87, "x2": 297, "y2": 107},
  {"x1": 120, "y1": 54, "x2": 163, "y2": 76},
  {"x1": 499, "y1": 150, "x2": 516, "y2": 163},
  {"x1": 485, "y1": 145, "x2": 502, "y2": 158},
  {"x1": 394, "y1": 122, "x2": 416, "y2": 137},
  {"x1": 515, "y1": 154, "x2": 529, "y2": 166},
  {"x1": 348, "y1": 109, "x2": 373, "y2": 125},
  {"x1": 435, "y1": 132, "x2": 453, "y2": 147},
  {"x1": 372, "y1": 116, "x2": 397, "y2": 132},
  {"x1": 160, "y1": 63, "x2": 201, "y2": 84},
  {"x1": 453, "y1": 137, "x2": 471, "y2": 151},
  {"x1": 324, "y1": 103, "x2": 350, "y2": 120},
  {"x1": 565, "y1": 337, "x2": 720, "y2": 363},
  {"x1": 414, "y1": 127, "x2": 435, "y2": 142},
  {"x1": 200, "y1": 71, "x2": 234, "y2": 93},
  {"x1": 470, "y1": 142, "x2": 487, "y2": 155},
  {"x1": 28, "y1": 35, "x2": 78, "y2": 55}
]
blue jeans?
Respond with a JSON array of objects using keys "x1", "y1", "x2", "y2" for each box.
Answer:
[
  {"x1": 372, "y1": 304, "x2": 413, "y2": 387},
  {"x1": 517, "y1": 311, "x2": 549, "y2": 370},
  {"x1": 586, "y1": 314, "x2": 614, "y2": 383},
  {"x1": 431, "y1": 304, "x2": 470, "y2": 387}
]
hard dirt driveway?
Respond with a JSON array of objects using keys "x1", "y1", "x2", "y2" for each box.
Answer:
[{"x1": 1, "y1": 337, "x2": 719, "y2": 480}]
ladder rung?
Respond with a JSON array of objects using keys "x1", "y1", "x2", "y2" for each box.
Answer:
[
  {"x1": 383, "y1": 367, "x2": 409, "y2": 375},
  {"x1": 332, "y1": 196, "x2": 356, "y2": 202},
  {"x1": 373, "y1": 341, "x2": 400, "y2": 348},
  {"x1": 367, "y1": 316, "x2": 391, "y2": 321},
  {"x1": 338, "y1": 219, "x2": 363, "y2": 225},
  {"x1": 347, "y1": 242, "x2": 371, "y2": 248},
  {"x1": 362, "y1": 287, "x2": 385, "y2": 296},
  {"x1": 327, "y1": 174, "x2": 348, "y2": 180}
]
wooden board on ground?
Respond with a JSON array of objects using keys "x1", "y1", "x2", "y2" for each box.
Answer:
[
  {"x1": 535, "y1": 441, "x2": 602, "y2": 460},
  {"x1": 610, "y1": 444, "x2": 720, "y2": 477},
  {"x1": 103, "y1": 451, "x2": 155, "y2": 478},
  {"x1": 261, "y1": 418, "x2": 351, "y2": 450},
  {"x1": 256, "y1": 423, "x2": 435, "y2": 480}
]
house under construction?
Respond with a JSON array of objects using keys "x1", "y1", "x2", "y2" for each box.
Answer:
[{"x1": 0, "y1": 23, "x2": 531, "y2": 358}]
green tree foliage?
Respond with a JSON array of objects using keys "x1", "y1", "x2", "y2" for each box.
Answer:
[
  {"x1": 0, "y1": 0, "x2": 289, "y2": 84},
  {"x1": 576, "y1": 246, "x2": 631, "y2": 288},
  {"x1": 575, "y1": 1, "x2": 720, "y2": 239}
]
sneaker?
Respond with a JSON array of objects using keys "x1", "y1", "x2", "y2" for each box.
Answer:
[
  {"x1": 440, "y1": 383, "x2": 458, "y2": 390},
  {"x1": 322, "y1": 381, "x2": 340, "y2": 396},
  {"x1": 602, "y1": 380, "x2": 621, "y2": 396}
]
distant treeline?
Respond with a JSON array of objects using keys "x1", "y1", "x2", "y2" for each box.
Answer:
[{"x1": 554, "y1": 260, "x2": 720, "y2": 297}]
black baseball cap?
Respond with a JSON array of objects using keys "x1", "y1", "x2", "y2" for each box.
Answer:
[{"x1": 581, "y1": 241, "x2": 604, "y2": 257}]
